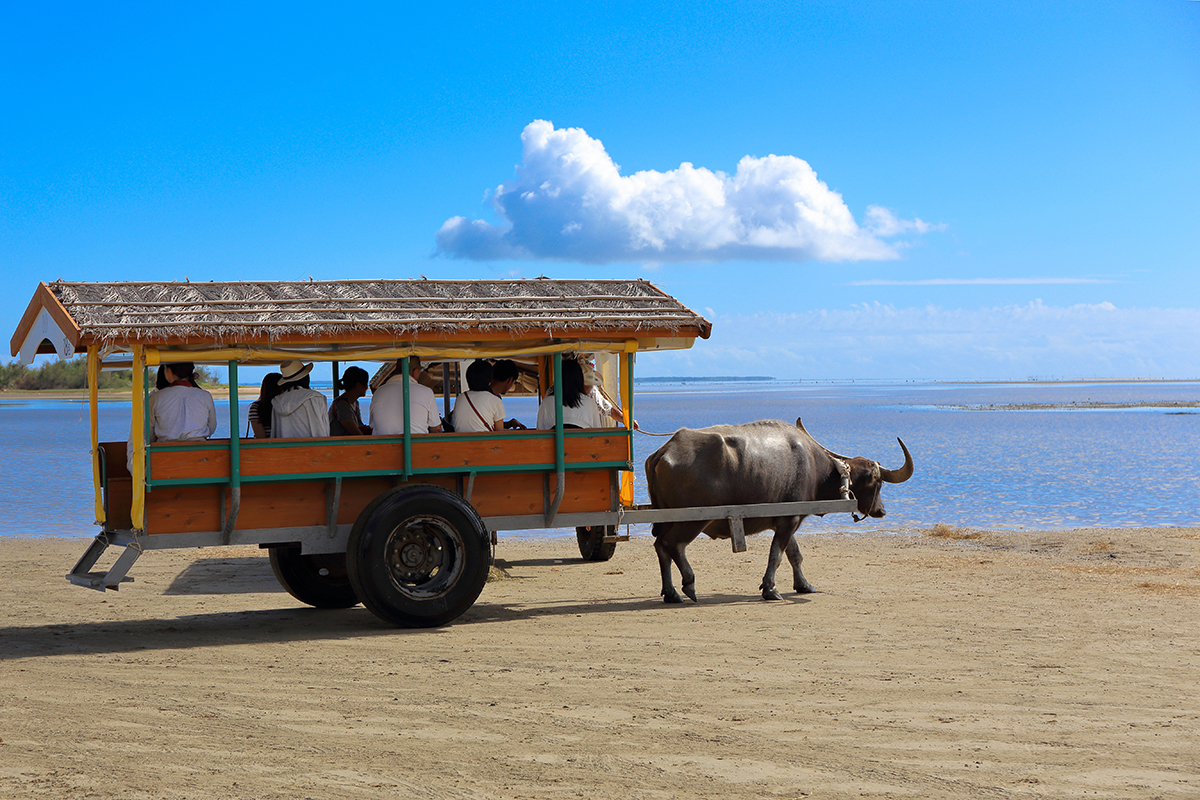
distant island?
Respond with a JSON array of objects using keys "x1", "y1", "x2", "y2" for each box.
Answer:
[{"x1": 636, "y1": 376, "x2": 775, "y2": 382}]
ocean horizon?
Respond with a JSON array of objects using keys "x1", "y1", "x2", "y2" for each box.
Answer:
[{"x1": 1, "y1": 379, "x2": 1197, "y2": 539}]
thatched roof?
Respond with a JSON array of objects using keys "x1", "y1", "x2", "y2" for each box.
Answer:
[{"x1": 11, "y1": 278, "x2": 712, "y2": 360}]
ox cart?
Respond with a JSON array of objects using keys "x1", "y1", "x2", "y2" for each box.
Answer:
[{"x1": 11, "y1": 279, "x2": 857, "y2": 627}]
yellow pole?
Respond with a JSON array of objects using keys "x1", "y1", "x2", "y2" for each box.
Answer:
[
  {"x1": 619, "y1": 346, "x2": 635, "y2": 507},
  {"x1": 130, "y1": 345, "x2": 146, "y2": 530},
  {"x1": 87, "y1": 347, "x2": 105, "y2": 525}
]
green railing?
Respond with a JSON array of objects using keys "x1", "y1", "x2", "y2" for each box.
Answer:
[{"x1": 142, "y1": 356, "x2": 636, "y2": 494}]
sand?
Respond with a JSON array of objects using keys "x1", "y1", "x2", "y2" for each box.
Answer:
[{"x1": 1, "y1": 527, "x2": 1197, "y2": 799}]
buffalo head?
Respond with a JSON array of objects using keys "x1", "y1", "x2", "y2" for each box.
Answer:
[{"x1": 795, "y1": 418, "x2": 914, "y2": 521}]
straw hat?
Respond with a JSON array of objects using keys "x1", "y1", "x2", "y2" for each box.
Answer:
[{"x1": 278, "y1": 360, "x2": 314, "y2": 385}]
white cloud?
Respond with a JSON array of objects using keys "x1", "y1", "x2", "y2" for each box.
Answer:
[
  {"x1": 849, "y1": 277, "x2": 1117, "y2": 286},
  {"x1": 864, "y1": 205, "x2": 947, "y2": 236},
  {"x1": 644, "y1": 302, "x2": 1200, "y2": 380},
  {"x1": 437, "y1": 120, "x2": 940, "y2": 264}
]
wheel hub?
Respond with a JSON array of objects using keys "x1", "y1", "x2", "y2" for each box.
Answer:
[{"x1": 383, "y1": 515, "x2": 461, "y2": 596}]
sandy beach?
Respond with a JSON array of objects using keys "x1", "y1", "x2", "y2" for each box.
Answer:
[{"x1": 1, "y1": 527, "x2": 1197, "y2": 799}]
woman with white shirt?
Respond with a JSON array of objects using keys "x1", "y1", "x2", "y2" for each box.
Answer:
[
  {"x1": 536, "y1": 359, "x2": 602, "y2": 430},
  {"x1": 452, "y1": 360, "x2": 506, "y2": 432},
  {"x1": 148, "y1": 362, "x2": 218, "y2": 442}
]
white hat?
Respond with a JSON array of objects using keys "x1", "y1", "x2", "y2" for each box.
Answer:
[{"x1": 278, "y1": 360, "x2": 314, "y2": 385}]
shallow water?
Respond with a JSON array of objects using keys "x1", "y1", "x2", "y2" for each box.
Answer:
[{"x1": 1, "y1": 380, "x2": 1197, "y2": 538}]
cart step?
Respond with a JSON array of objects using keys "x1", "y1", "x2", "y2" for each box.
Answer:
[
  {"x1": 68, "y1": 571, "x2": 135, "y2": 590},
  {"x1": 66, "y1": 535, "x2": 142, "y2": 592},
  {"x1": 601, "y1": 533, "x2": 630, "y2": 543}
]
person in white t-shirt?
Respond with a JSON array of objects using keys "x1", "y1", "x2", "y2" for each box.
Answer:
[
  {"x1": 149, "y1": 362, "x2": 218, "y2": 442},
  {"x1": 453, "y1": 360, "x2": 505, "y2": 432},
  {"x1": 370, "y1": 356, "x2": 443, "y2": 435},
  {"x1": 489, "y1": 359, "x2": 528, "y2": 430},
  {"x1": 536, "y1": 359, "x2": 603, "y2": 430}
]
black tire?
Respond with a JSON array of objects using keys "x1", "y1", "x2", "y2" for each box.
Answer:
[
  {"x1": 268, "y1": 547, "x2": 359, "y2": 609},
  {"x1": 576, "y1": 525, "x2": 618, "y2": 562},
  {"x1": 346, "y1": 485, "x2": 491, "y2": 628}
]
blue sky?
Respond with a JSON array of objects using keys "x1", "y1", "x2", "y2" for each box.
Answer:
[{"x1": 3, "y1": 1, "x2": 1198, "y2": 380}]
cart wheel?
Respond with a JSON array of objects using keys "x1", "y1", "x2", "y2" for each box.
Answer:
[
  {"x1": 268, "y1": 547, "x2": 359, "y2": 609},
  {"x1": 346, "y1": 485, "x2": 491, "y2": 628},
  {"x1": 576, "y1": 525, "x2": 618, "y2": 562}
]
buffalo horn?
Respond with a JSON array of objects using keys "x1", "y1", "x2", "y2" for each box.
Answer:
[{"x1": 879, "y1": 438, "x2": 914, "y2": 483}]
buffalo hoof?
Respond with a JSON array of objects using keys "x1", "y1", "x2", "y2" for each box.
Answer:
[
  {"x1": 795, "y1": 582, "x2": 815, "y2": 594},
  {"x1": 762, "y1": 587, "x2": 784, "y2": 601},
  {"x1": 663, "y1": 589, "x2": 685, "y2": 604},
  {"x1": 683, "y1": 584, "x2": 698, "y2": 602}
]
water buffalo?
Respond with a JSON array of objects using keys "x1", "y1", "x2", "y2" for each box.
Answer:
[{"x1": 645, "y1": 418, "x2": 914, "y2": 603}]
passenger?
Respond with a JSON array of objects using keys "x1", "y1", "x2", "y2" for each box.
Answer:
[
  {"x1": 584, "y1": 362, "x2": 634, "y2": 428},
  {"x1": 329, "y1": 366, "x2": 371, "y2": 436},
  {"x1": 128, "y1": 364, "x2": 198, "y2": 472},
  {"x1": 370, "y1": 356, "x2": 443, "y2": 435},
  {"x1": 452, "y1": 360, "x2": 505, "y2": 432},
  {"x1": 489, "y1": 359, "x2": 528, "y2": 430},
  {"x1": 271, "y1": 361, "x2": 329, "y2": 438},
  {"x1": 148, "y1": 362, "x2": 218, "y2": 443},
  {"x1": 247, "y1": 372, "x2": 282, "y2": 438},
  {"x1": 536, "y1": 359, "x2": 603, "y2": 430}
]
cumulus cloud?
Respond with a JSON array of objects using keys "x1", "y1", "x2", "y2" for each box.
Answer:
[
  {"x1": 437, "y1": 120, "x2": 940, "y2": 264},
  {"x1": 647, "y1": 302, "x2": 1200, "y2": 381}
]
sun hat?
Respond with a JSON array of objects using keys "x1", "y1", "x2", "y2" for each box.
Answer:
[{"x1": 278, "y1": 360, "x2": 314, "y2": 385}]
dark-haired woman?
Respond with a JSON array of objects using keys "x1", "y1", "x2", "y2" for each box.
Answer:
[
  {"x1": 453, "y1": 360, "x2": 505, "y2": 432},
  {"x1": 148, "y1": 362, "x2": 217, "y2": 443},
  {"x1": 248, "y1": 372, "x2": 282, "y2": 438},
  {"x1": 535, "y1": 359, "x2": 602, "y2": 430}
]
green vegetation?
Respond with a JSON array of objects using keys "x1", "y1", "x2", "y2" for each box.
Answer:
[{"x1": 0, "y1": 358, "x2": 219, "y2": 391}]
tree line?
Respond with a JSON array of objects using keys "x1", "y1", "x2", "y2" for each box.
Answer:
[{"x1": 0, "y1": 357, "x2": 217, "y2": 391}]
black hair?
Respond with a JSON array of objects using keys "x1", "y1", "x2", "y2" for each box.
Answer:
[
  {"x1": 466, "y1": 359, "x2": 493, "y2": 393},
  {"x1": 341, "y1": 366, "x2": 369, "y2": 390},
  {"x1": 259, "y1": 372, "x2": 282, "y2": 404},
  {"x1": 280, "y1": 374, "x2": 310, "y2": 391},
  {"x1": 155, "y1": 365, "x2": 169, "y2": 391},
  {"x1": 166, "y1": 362, "x2": 199, "y2": 387},
  {"x1": 560, "y1": 359, "x2": 586, "y2": 409},
  {"x1": 492, "y1": 359, "x2": 520, "y2": 383}
]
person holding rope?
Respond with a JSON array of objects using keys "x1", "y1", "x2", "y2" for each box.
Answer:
[{"x1": 536, "y1": 358, "x2": 603, "y2": 430}]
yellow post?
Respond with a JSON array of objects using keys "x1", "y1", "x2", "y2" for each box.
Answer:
[
  {"x1": 87, "y1": 347, "x2": 105, "y2": 525},
  {"x1": 130, "y1": 345, "x2": 146, "y2": 530},
  {"x1": 619, "y1": 344, "x2": 637, "y2": 507}
]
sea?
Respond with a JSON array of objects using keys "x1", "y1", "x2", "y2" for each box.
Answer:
[{"x1": 1, "y1": 380, "x2": 1197, "y2": 539}]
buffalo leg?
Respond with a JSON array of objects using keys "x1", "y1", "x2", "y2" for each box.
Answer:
[
  {"x1": 761, "y1": 518, "x2": 803, "y2": 600},
  {"x1": 653, "y1": 521, "x2": 704, "y2": 603},
  {"x1": 784, "y1": 534, "x2": 815, "y2": 594}
]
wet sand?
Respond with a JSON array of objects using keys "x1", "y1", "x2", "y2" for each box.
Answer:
[{"x1": 1, "y1": 527, "x2": 1197, "y2": 799}]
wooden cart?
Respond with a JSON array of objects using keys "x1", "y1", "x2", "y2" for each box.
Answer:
[{"x1": 10, "y1": 278, "x2": 854, "y2": 627}]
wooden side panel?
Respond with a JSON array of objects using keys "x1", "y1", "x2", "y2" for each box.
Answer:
[
  {"x1": 106, "y1": 479, "x2": 133, "y2": 530},
  {"x1": 120, "y1": 432, "x2": 623, "y2": 535},
  {"x1": 137, "y1": 470, "x2": 612, "y2": 535},
  {"x1": 146, "y1": 432, "x2": 630, "y2": 482},
  {"x1": 99, "y1": 441, "x2": 131, "y2": 479},
  {"x1": 144, "y1": 484, "x2": 223, "y2": 533}
]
